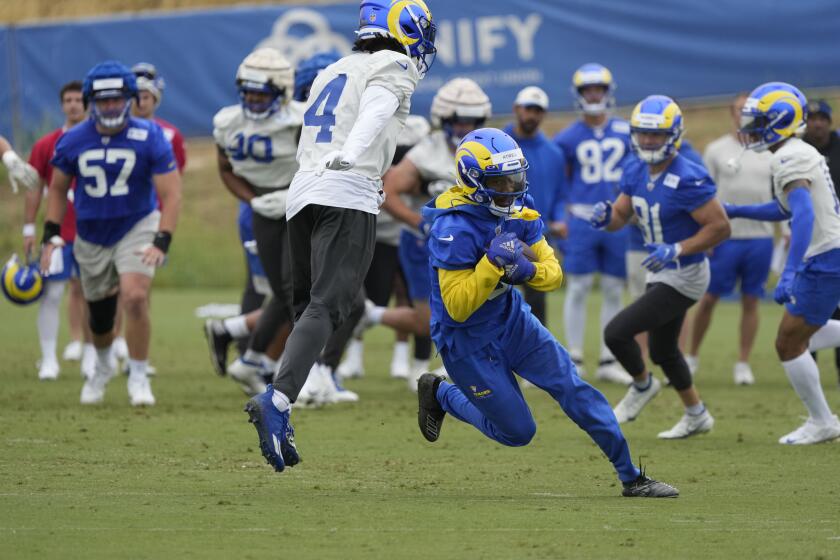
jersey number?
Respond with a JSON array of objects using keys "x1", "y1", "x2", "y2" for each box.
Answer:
[
  {"x1": 577, "y1": 138, "x2": 624, "y2": 184},
  {"x1": 304, "y1": 74, "x2": 348, "y2": 143},
  {"x1": 230, "y1": 133, "x2": 273, "y2": 163},
  {"x1": 632, "y1": 196, "x2": 663, "y2": 244},
  {"x1": 79, "y1": 149, "x2": 136, "y2": 198}
]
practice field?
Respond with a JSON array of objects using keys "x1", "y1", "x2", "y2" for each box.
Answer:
[{"x1": 1, "y1": 289, "x2": 839, "y2": 559}]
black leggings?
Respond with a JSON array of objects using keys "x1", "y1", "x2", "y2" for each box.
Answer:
[
  {"x1": 249, "y1": 211, "x2": 294, "y2": 353},
  {"x1": 604, "y1": 282, "x2": 696, "y2": 391}
]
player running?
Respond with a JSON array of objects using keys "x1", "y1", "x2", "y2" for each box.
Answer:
[
  {"x1": 416, "y1": 127, "x2": 678, "y2": 497},
  {"x1": 592, "y1": 96, "x2": 730, "y2": 438},
  {"x1": 553, "y1": 63, "x2": 632, "y2": 384},
  {"x1": 725, "y1": 82, "x2": 840, "y2": 444},
  {"x1": 40, "y1": 61, "x2": 182, "y2": 406}
]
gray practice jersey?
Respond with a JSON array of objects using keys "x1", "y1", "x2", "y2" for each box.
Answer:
[
  {"x1": 213, "y1": 102, "x2": 303, "y2": 189},
  {"x1": 772, "y1": 138, "x2": 840, "y2": 259}
]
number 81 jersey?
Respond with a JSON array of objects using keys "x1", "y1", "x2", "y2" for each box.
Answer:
[
  {"x1": 213, "y1": 102, "x2": 303, "y2": 189},
  {"x1": 297, "y1": 50, "x2": 420, "y2": 180}
]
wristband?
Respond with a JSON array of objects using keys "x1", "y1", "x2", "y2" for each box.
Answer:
[
  {"x1": 153, "y1": 231, "x2": 173, "y2": 254},
  {"x1": 22, "y1": 223, "x2": 36, "y2": 237},
  {"x1": 42, "y1": 221, "x2": 61, "y2": 245}
]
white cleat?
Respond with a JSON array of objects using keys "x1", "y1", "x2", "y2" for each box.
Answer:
[
  {"x1": 62, "y1": 340, "x2": 83, "y2": 361},
  {"x1": 685, "y1": 355, "x2": 699, "y2": 377},
  {"x1": 128, "y1": 375, "x2": 156, "y2": 407},
  {"x1": 779, "y1": 416, "x2": 840, "y2": 445},
  {"x1": 596, "y1": 360, "x2": 633, "y2": 385},
  {"x1": 337, "y1": 339, "x2": 365, "y2": 380},
  {"x1": 657, "y1": 409, "x2": 714, "y2": 439},
  {"x1": 80, "y1": 360, "x2": 115, "y2": 404},
  {"x1": 38, "y1": 361, "x2": 60, "y2": 381},
  {"x1": 390, "y1": 357, "x2": 410, "y2": 379},
  {"x1": 323, "y1": 364, "x2": 359, "y2": 403},
  {"x1": 613, "y1": 376, "x2": 662, "y2": 423},
  {"x1": 228, "y1": 358, "x2": 268, "y2": 397},
  {"x1": 733, "y1": 362, "x2": 755, "y2": 386},
  {"x1": 296, "y1": 363, "x2": 327, "y2": 408}
]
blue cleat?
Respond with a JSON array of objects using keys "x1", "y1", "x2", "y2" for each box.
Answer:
[{"x1": 244, "y1": 385, "x2": 300, "y2": 472}]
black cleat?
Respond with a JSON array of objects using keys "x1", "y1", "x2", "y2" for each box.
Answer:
[
  {"x1": 417, "y1": 373, "x2": 446, "y2": 442},
  {"x1": 203, "y1": 319, "x2": 232, "y2": 376},
  {"x1": 622, "y1": 468, "x2": 679, "y2": 498}
]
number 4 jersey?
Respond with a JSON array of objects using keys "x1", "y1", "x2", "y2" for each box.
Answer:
[
  {"x1": 287, "y1": 50, "x2": 420, "y2": 219},
  {"x1": 51, "y1": 117, "x2": 176, "y2": 246}
]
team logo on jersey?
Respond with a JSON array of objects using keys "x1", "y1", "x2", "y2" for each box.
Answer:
[
  {"x1": 127, "y1": 128, "x2": 149, "y2": 141},
  {"x1": 663, "y1": 173, "x2": 680, "y2": 189}
]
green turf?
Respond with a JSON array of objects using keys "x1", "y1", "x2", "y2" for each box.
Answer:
[{"x1": 2, "y1": 289, "x2": 840, "y2": 559}]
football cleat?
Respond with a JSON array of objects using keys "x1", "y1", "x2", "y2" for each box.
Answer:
[
  {"x1": 228, "y1": 357, "x2": 268, "y2": 397},
  {"x1": 613, "y1": 376, "x2": 661, "y2": 423},
  {"x1": 595, "y1": 359, "x2": 633, "y2": 385},
  {"x1": 321, "y1": 364, "x2": 359, "y2": 403},
  {"x1": 127, "y1": 375, "x2": 156, "y2": 407},
  {"x1": 622, "y1": 469, "x2": 679, "y2": 498},
  {"x1": 657, "y1": 409, "x2": 714, "y2": 439},
  {"x1": 80, "y1": 359, "x2": 115, "y2": 405},
  {"x1": 336, "y1": 339, "x2": 365, "y2": 380},
  {"x1": 62, "y1": 340, "x2": 83, "y2": 362},
  {"x1": 203, "y1": 319, "x2": 232, "y2": 376},
  {"x1": 38, "y1": 360, "x2": 59, "y2": 381},
  {"x1": 296, "y1": 362, "x2": 327, "y2": 408},
  {"x1": 244, "y1": 385, "x2": 300, "y2": 472},
  {"x1": 778, "y1": 416, "x2": 840, "y2": 445},
  {"x1": 417, "y1": 373, "x2": 446, "y2": 442},
  {"x1": 733, "y1": 362, "x2": 755, "y2": 385}
]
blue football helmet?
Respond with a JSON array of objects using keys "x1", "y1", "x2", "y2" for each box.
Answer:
[
  {"x1": 571, "y1": 63, "x2": 616, "y2": 115},
  {"x1": 236, "y1": 48, "x2": 294, "y2": 120},
  {"x1": 358, "y1": 0, "x2": 437, "y2": 77},
  {"x1": 1, "y1": 254, "x2": 43, "y2": 306},
  {"x1": 740, "y1": 82, "x2": 807, "y2": 152},
  {"x1": 294, "y1": 52, "x2": 341, "y2": 102},
  {"x1": 630, "y1": 95, "x2": 684, "y2": 165},
  {"x1": 132, "y1": 62, "x2": 166, "y2": 107},
  {"x1": 83, "y1": 60, "x2": 138, "y2": 129},
  {"x1": 455, "y1": 128, "x2": 530, "y2": 217}
]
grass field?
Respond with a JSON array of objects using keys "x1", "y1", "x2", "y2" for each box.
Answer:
[{"x1": 2, "y1": 288, "x2": 840, "y2": 559}]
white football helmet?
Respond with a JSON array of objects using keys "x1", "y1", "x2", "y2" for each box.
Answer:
[
  {"x1": 236, "y1": 48, "x2": 295, "y2": 119},
  {"x1": 430, "y1": 78, "x2": 492, "y2": 143}
]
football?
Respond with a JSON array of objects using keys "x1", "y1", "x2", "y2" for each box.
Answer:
[{"x1": 501, "y1": 239, "x2": 538, "y2": 284}]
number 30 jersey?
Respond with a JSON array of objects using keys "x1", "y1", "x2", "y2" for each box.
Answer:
[
  {"x1": 554, "y1": 117, "x2": 631, "y2": 217},
  {"x1": 770, "y1": 138, "x2": 840, "y2": 259},
  {"x1": 51, "y1": 117, "x2": 176, "y2": 246},
  {"x1": 212, "y1": 102, "x2": 303, "y2": 189}
]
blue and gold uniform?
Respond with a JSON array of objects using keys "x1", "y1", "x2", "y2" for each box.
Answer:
[{"x1": 420, "y1": 128, "x2": 640, "y2": 483}]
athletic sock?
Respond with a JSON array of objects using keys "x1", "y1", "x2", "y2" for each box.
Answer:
[
  {"x1": 392, "y1": 341, "x2": 409, "y2": 364},
  {"x1": 243, "y1": 349, "x2": 265, "y2": 366},
  {"x1": 368, "y1": 305, "x2": 386, "y2": 325},
  {"x1": 633, "y1": 374, "x2": 653, "y2": 392},
  {"x1": 272, "y1": 389, "x2": 290, "y2": 412},
  {"x1": 95, "y1": 346, "x2": 112, "y2": 369},
  {"x1": 686, "y1": 402, "x2": 705, "y2": 416},
  {"x1": 782, "y1": 351, "x2": 834, "y2": 424},
  {"x1": 221, "y1": 315, "x2": 250, "y2": 339},
  {"x1": 128, "y1": 359, "x2": 148, "y2": 379},
  {"x1": 263, "y1": 357, "x2": 278, "y2": 373}
]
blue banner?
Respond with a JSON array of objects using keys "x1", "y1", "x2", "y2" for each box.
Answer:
[{"x1": 2, "y1": 0, "x2": 840, "y2": 143}]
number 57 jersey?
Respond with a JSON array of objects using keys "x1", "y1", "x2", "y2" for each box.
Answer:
[{"x1": 51, "y1": 117, "x2": 176, "y2": 246}]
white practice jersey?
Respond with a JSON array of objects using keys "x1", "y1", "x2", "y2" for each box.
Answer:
[
  {"x1": 703, "y1": 133, "x2": 773, "y2": 239},
  {"x1": 404, "y1": 129, "x2": 457, "y2": 215},
  {"x1": 772, "y1": 138, "x2": 840, "y2": 259},
  {"x1": 213, "y1": 102, "x2": 303, "y2": 189},
  {"x1": 287, "y1": 50, "x2": 420, "y2": 219}
]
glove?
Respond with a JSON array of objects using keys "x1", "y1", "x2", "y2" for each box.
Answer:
[
  {"x1": 315, "y1": 150, "x2": 356, "y2": 176},
  {"x1": 250, "y1": 190, "x2": 288, "y2": 220},
  {"x1": 502, "y1": 252, "x2": 536, "y2": 285},
  {"x1": 486, "y1": 232, "x2": 522, "y2": 267},
  {"x1": 2, "y1": 150, "x2": 40, "y2": 193},
  {"x1": 590, "y1": 200, "x2": 612, "y2": 229},
  {"x1": 773, "y1": 268, "x2": 795, "y2": 304},
  {"x1": 642, "y1": 242, "x2": 682, "y2": 272}
]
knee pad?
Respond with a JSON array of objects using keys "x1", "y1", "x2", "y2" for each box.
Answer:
[{"x1": 88, "y1": 294, "x2": 118, "y2": 335}]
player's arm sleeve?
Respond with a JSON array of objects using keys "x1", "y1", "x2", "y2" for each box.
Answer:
[
  {"x1": 49, "y1": 135, "x2": 76, "y2": 176},
  {"x1": 784, "y1": 185, "x2": 814, "y2": 271},
  {"x1": 437, "y1": 257, "x2": 504, "y2": 322},
  {"x1": 725, "y1": 200, "x2": 790, "y2": 221},
  {"x1": 526, "y1": 238, "x2": 563, "y2": 292},
  {"x1": 342, "y1": 85, "x2": 400, "y2": 162}
]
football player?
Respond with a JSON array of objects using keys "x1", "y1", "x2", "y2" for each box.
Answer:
[
  {"x1": 40, "y1": 60, "x2": 181, "y2": 406},
  {"x1": 592, "y1": 96, "x2": 730, "y2": 438},
  {"x1": 245, "y1": 0, "x2": 436, "y2": 473},
  {"x1": 22, "y1": 80, "x2": 96, "y2": 380},
  {"x1": 725, "y1": 82, "x2": 840, "y2": 444},
  {"x1": 209, "y1": 48, "x2": 301, "y2": 397},
  {"x1": 553, "y1": 64, "x2": 631, "y2": 384},
  {"x1": 131, "y1": 63, "x2": 187, "y2": 173},
  {"x1": 415, "y1": 128, "x2": 677, "y2": 497}
]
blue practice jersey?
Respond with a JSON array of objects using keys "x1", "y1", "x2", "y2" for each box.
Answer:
[
  {"x1": 422, "y1": 191, "x2": 544, "y2": 358},
  {"x1": 554, "y1": 117, "x2": 631, "y2": 207},
  {"x1": 502, "y1": 124, "x2": 567, "y2": 225},
  {"x1": 627, "y1": 141, "x2": 707, "y2": 251},
  {"x1": 620, "y1": 153, "x2": 716, "y2": 267},
  {"x1": 52, "y1": 117, "x2": 176, "y2": 246}
]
